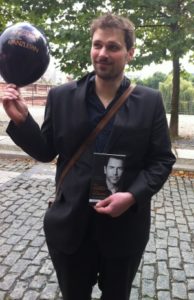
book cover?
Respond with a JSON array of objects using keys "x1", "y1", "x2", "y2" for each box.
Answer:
[{"x1": 89, "y1": 153, "x2": 126, "y2": 205}]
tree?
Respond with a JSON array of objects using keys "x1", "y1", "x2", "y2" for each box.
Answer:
[
  {"x1": 0, "y1": 0, "x2": 193, "y2": 137},
  {"x1": 111, "y1": 0, "x2": 194, "y2": 137}
]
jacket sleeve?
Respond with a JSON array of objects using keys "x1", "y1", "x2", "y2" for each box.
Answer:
[
  {"x1": 6, "y1": 89, "x2": 57, "y2": 162},
  {"x1": 128, "y1": 92, "x2": 176, "y2": 208}
]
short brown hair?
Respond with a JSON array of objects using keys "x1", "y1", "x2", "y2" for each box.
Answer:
[{"x1": 90, "y1": 13, "x2": 135, "y2": 50}]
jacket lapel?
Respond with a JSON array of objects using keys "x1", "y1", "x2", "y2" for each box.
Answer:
[
  {"x1": 104, "y1": 88, "x2": 137, "y2": 152},
  {"x1": 71, "y1": 73, "x2": 92, "y2": 137}
]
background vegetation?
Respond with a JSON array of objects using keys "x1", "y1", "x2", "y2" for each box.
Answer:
[
  {"x1": 0, "y1": 0, "x2": 193, "y2": 137},
  {"x1": 135, "y1": 72, "x2": 194, "y2": 115}
]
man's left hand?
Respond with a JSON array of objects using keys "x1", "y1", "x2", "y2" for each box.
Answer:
[{"x1": 94, "y1": 192, "x2": 136, "y2": 217}]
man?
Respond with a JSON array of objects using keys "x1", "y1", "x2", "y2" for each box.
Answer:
[
  {"x1": 2, "y1": 14, "x2": 176, "y2": 300},
  {"x1": 104, "y1": 155, "x2": 125, "y2": 194}
]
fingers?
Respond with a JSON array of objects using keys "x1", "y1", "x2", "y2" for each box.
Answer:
[
  {"x1": 94, "y1": 197, "x2": 112, "y2": 215},
  {"x1": 2, "y1": 84, "x2": 20, "y2": 101},
  {"x1": 6, "y1": 83, "x2": 17, "y2": 89},
  {"x1": 94, "y1": 192, "x2": 134, "y2": 218},
  {"x1": 1, "y1": 84, "x2": 28, "y2": 125},
  {"x1": 95, "y1": 197, "x2": 111, "y2": 208}
]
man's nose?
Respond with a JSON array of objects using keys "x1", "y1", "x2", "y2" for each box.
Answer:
[
  {"x1": 99, "y1": 46, "x2": 108, "y2": 57},
  {"x1": 114, "y1": 168, "x2": 119, "y2": 176}
]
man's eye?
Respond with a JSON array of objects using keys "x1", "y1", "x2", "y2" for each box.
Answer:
[
  {"x1": 93, "y1": 43, "x2": 101, "y2": 49},
  {"x1": 109, "y1": 45, "x2": 119, "y2": 51}
]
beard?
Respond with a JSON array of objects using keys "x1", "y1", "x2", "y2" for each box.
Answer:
[{"x1": 93, "y1": 61, "x2": 124, "y2": 81}]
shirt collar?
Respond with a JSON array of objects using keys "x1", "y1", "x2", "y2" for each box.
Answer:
[{"x1": 88, "y1": 74, "x2": 130, "y2": 94}]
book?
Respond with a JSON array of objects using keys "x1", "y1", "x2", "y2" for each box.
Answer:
[{"x1": 89, "y1": 153, "x2": 126, "y2": 205}]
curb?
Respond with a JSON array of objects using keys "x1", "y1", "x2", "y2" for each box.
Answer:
[
  {"x1": 0, "y1": 150, "x2": 194, "y2": 173},
  {"x1": 173, "y1": 163, "x2": 194, "y2": 172},
  {"x1": 0, "y1": 149, "x2": 30, "y2": 160}
]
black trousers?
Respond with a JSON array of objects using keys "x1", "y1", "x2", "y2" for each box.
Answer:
[{"x1": 47, "y1": 238, "x2": 143, "y2": 300}]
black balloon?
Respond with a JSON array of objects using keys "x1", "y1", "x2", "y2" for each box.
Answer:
[{"x1": 0, "y1": 22, "x2": 50, "y2": 87}]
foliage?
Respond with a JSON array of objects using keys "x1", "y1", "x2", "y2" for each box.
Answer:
[
  {"x1": 36, "y1": 1, "x2": 194, "y2": 79},
  {"x1": 160, "y1": 75, "x2": 194, "y2": 114},
  {"x1": 0, "y1": 0, "x2": 194, "y2": 136},
  {"x1": 181, "y1": 71, "x2": 194, "y2": 85},
  {"x1": 0, "y1": 1, "x2": 22, "y2": 31},
  {"x1": 135, "y1": 72, "x2": 167, "y2": 89},
  {"x1": 1, "y1": 1, "x2": 193, "y2": 77}
]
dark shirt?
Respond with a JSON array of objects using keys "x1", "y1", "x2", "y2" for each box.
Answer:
[{"x1": 86, "y1": 75, "x2": 130, "y2": 153}]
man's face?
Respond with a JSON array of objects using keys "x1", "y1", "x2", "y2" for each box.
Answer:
[
  {"x1": 104, "y1": 157, "x2": 124, "y2": 186},
  {"x1": 90, "y1": 28, "x2": 134, "y2": 81}
]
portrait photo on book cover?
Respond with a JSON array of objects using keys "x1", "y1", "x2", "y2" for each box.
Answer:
[{"x1": 89, "y1": 153, "x2": 126, "y2": 205}]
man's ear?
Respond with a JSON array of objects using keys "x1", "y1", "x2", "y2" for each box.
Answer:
[
  {"x1": 104, "y1": 166, "x2": 107, "y2": 175},
  {"x1": 127, "y1": 47, "x2": 135, "y2": 63}
]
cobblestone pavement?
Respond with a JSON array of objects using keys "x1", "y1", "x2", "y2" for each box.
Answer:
[{"x1": 0, "y1": 158, "x2": 194, "y2": 300}]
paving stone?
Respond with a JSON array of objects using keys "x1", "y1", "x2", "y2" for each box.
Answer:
[
  {"x1": 167, "y1": 236, "x2": 178, "y2": 246},
  {"x1": 3, "y1": 251, "x2": 21, "y2": 266},
  {"x1": 143, "y1": 252, "x2": 156, "y2": 264},
  {"x1": 0, "y1": 265, "x2": 8, "y2": 279},
  {"x1": 22, "y1": 246, "x2": 39, "y2": 260},
  {"x1": 180, "y1": 241, "x2": 192, "y2": 251},
  {"x1": 40, "y1": 283, "x2": 60, "y2": 299},
  {"x1": 9, "y1": 280, "x2": 28, "y2": 299},
  {"x1": 156, "y1": 249, "x2": 167, "y2": 260},
  {"x1": 156, "y1": 275, "x2": 170, "y2": 290},
  {"x1": 142, "y1": 265, "x2": 155, "y2": 279},
  {"x1": 156, "y1": 229, "x2": 168, "y2": 239},
  {"x1": 142, "y1": 279, "x2": 155, "y2": 298},
  {"x1": 23, "y1": 290, "x2": 39, "y2": 300},
  {"x1": 0, "y1": 291, "x2": 6, "y2": 299},
  {"x1": 21, "y1": 264, "x2": 40, "y2": 279},
  {"x1": 166, "y1": 220, "x2": 176, "y2": 228},
  {"x1": 188, "y1": 279, "x2": 194, "y2": 291},
  {"x1": 0, "y1": 273, "x2": 17, "y2": 290},
  {"x1": 168, "y1": 247, "x2": 181, "y2": 258},
  {"x1": 10, "y1": 259, "x2": 30, "y2": 274},
  {"x1": 130, "y1": 288, "x2": 139, "y2": 300},
  {"x1": 29, "y1": 274, "x2": 47, "y2": 289},
  {"x1": 169, "y1": 257, "x2": 182, "y2": 269},
  {"x1": 157, "y1": 290, "x2": 171, "y2": 300},
  {"x1": 172, "y1": 282, "x2": 187, "y2": 299},
  {"x1": 179, "y1": 232, "x2": 191, "y2": 242},
  {"x1": 39, "y1": 259, "x2": 54, "y2": 275},
  {"x1": 156, "y1": 238, "x2": 168, "y2": 249},
  {"x1": 172, "y1": 270, "x2": 186, "y2": 282},
  {"x1": 30, "y1": 236, "x2": 45, "y2": 247},
  {"x1": 0, "y1": 244, "x2": 12, "y2": 257},
  {"x1": 184, "y1": 264, "x2": 194, "y2": 277},
  {"x1": 189, "y1": 292, "x2": 194, "y2": 300},
  {"x1": 157, "y1": 261, "x2": 168, "y2": 275},
  {"x1": 132, "y1": 272, "x2": 141, "y2": 288},
  {"x1": 182, "y1": 251, "x2": 194, "y2": 263}
]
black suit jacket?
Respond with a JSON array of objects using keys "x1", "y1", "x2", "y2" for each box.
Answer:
[{"x1": 7, "y1": 73, "x2": 176, "y2": 257}]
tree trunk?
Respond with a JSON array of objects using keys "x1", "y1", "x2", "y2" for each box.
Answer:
[{"x1": 169, "y1": 57, "x2": 180, "y2": 138}]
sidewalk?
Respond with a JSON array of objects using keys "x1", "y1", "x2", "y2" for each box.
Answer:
[
  {"x1": 0, "y1": 105, "x2": 194, "y2": 170},
  {"x1": 0, "y1": 134, "x2": 194, "y2": 172},
  {"x1": 0, "y1": 153, "x2": 194, "y2": 300}
]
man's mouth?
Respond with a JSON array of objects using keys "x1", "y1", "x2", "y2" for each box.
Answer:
[{"x1": 95, "y1": 60, "x2": 111, "y2": 65}]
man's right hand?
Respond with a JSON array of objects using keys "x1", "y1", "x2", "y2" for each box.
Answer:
[{"x1": 2, "y1": 84, "x2": 28, "y2": 125}]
